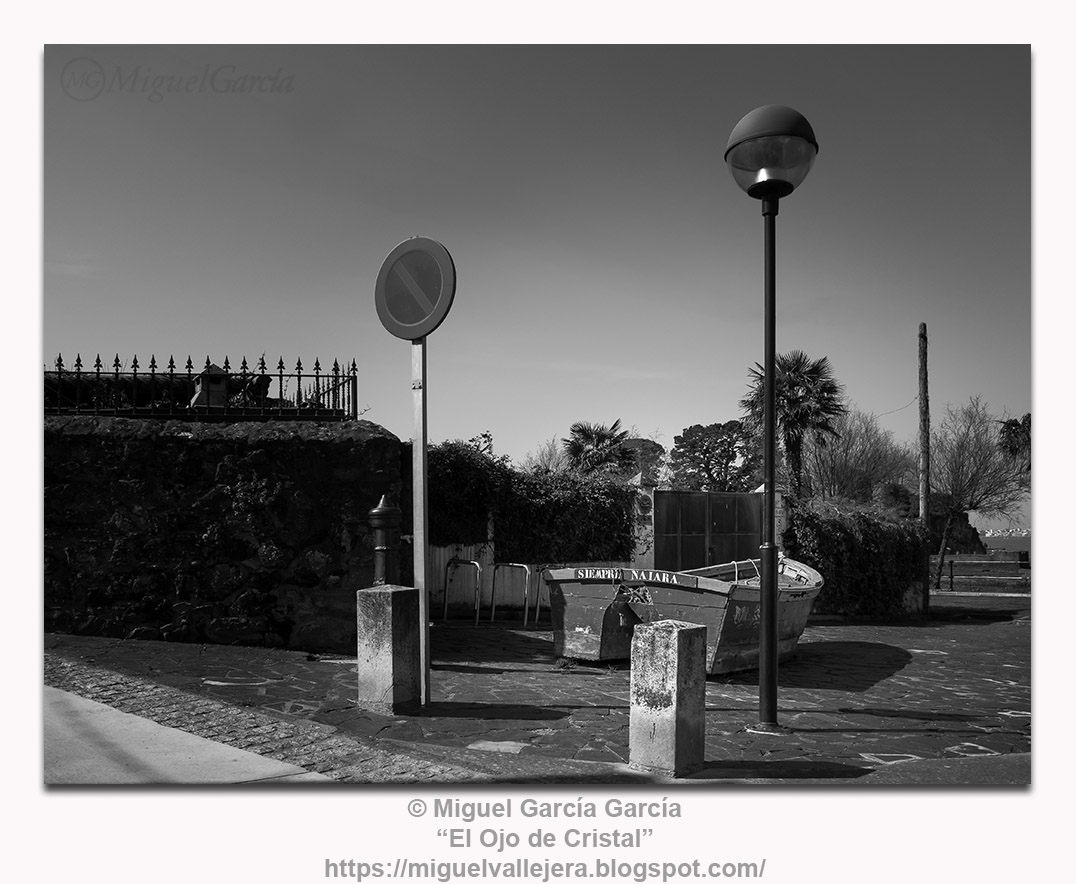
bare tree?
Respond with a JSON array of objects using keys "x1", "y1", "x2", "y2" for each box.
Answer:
[
  {"x1": 930, "y1": 397, "x2": 1029, "y2": 587},
  {"x1": 520, "y1": 437, "x2": 570, "y2": 473},
  {"x1": 804, "y1": 408, "x2": 915, "y2": 501}
]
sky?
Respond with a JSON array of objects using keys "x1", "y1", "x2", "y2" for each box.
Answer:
[{"x1": 43, "y1": 45, "x2": 1030, "y2": 522}]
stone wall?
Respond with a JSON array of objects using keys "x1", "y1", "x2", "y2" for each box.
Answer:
[{"x1": 44, "y1": 416, "x2": 402, "y2": 653}]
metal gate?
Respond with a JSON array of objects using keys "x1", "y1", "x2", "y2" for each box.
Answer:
[{"x1": 653, "y1": 491, "x2": 762, "y2": 571}]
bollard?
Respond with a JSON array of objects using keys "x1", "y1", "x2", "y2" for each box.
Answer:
[
  {"x1": 628, "y1": 620, "x2": 707, "y2": 777},
  {"x1": 355, "y1": 585, "x2": 421, "y2": 715},
  {"x1": 368, "y1": 494, "x2": 402, "y2": 585}
]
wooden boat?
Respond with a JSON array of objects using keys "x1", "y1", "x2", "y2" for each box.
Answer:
[{"x1": 544, "y1": 557, "x2": 823, "y2": 675}]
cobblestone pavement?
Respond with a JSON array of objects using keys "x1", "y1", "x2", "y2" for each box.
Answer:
[
  {"x1": 43, "y1": 655, "x2": 493, "y2": 784},
  {"x1": 43, "y1": 594, "x2": 1030, "y2": 784}
]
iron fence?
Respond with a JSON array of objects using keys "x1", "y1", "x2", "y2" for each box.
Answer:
[{"x1": 44, "y1": 354, "x2": 360, "y2": 421}]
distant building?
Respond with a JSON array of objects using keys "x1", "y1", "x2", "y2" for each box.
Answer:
[{"x1": 189, "y1": 363, "x2": 228, "y2": 408}]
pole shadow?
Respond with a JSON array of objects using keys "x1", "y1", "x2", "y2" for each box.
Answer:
[{"x1": 835, "y1": 706, "x2": 983, "y2": 723}]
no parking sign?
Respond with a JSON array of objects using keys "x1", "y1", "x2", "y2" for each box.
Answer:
[{"x1": 375, "y1": 237, "x2": 456, "y2": 340}]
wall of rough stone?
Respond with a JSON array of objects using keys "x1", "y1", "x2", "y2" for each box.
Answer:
[{"x1": 44, "y1": 416, "x2": 402, "y2": 653}]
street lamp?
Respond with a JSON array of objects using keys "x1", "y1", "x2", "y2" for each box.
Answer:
[{"x1": 725, "y1": 105, "x2": 818, "y2": 732}]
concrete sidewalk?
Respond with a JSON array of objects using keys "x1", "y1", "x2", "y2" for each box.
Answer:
[
  {"x1": 43, "y1": 593, "x2": 1030, "y2": 786},
  {"x1": 44, "y1": 687, "x2": 332, "y2": 784}
]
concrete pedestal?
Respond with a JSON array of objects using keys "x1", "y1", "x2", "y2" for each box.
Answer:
[
  {"x1": 629, "y1": 620, "x2": 706, "y2": 777},
  {"x1": 356, "y1": 585, "x2": 421, "y2": 715}
]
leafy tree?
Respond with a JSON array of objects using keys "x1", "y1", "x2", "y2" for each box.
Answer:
[
  {"x1": 998, "y1": 412, "x2": 1031, "y2": 474},
  {"x1": 562, "y1": 419, "x2": 636, "y2": 476},
  {"x1": 668, "y1": 421, "x2": 761, "y2": 492},
  {"x1": 930, "y1": 397, "x2": 1029, "y2": 587},
  {"x1": 465, "y1": 430, "x2": 497, "y2": 457},
  {"x1": 803, "y1": 408, "x2": 915, "y2": 502},
  {"x1": 739, "y1": 350, "x2": 847, "y2": 498},
  {"x1": 620, "y1": 437, "x2": 667, "y2": 482}
]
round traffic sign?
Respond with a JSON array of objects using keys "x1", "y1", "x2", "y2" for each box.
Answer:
[{"x1": 375, "y1": 237, "x2": 456, "y2": 340}]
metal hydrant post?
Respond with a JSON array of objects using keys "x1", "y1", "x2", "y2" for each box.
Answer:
[{"x1": 369, "y1": 494, "x2": 402, "y2": 585}]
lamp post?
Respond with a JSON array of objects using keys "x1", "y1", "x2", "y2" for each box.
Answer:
[{"x1": 725, "y1": 105, "x2": 818, "y2": 731}]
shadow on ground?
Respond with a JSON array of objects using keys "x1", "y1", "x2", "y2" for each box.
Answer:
[
  {"x1": 416, "y1": 701, "x2": 571, "y2": 721},
  {"x1": 926, "y1": 608, "x2": 1029, "y2": 625},
  {"x1": 431, "y1": 625, "x2": 558, "y2": 665},
  {"x1": 685, "y1": 759, "x2": 873, "y2": 781},
  {"x1": 806, "y1": 594, "x2": 1030, "y2": 628},
  {"x1": 717, "y1": 641, "x2": 913, "y2": 692}
]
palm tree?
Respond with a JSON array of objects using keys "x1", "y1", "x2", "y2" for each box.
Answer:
[
  {"x1": 562, "y1": 419, "x2": 635, "y2": 476},
  {"x1": 998, "y1": 412, "x2": 1031, "y2": 475},
  {"x1": 739, "y1": 350, "x2": 847, "y2": 497}
]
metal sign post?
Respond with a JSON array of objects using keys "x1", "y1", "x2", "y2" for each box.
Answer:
[
  {"x1": 411, "y1": 336, "x2": 430, "y2": 704},
  {"x1": 375, "y1": 236, "x2": 456, "y2": 707}
]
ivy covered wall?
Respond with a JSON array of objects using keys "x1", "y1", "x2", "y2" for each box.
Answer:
[{"x1": 45, "y1": 416, "x2": 401, "y2": 652}]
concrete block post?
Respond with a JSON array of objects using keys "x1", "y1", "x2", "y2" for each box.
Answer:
[
  {"x1": 629, "y1": 620, "x2": 707, "y2": 777},
  {"x1": 355, "y1": 585, "x2": 421, "y2": 715}
]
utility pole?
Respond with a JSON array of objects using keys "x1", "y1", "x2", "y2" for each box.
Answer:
[{"x1": 918, "y1": 322, "x2": 930, "y2": 614}]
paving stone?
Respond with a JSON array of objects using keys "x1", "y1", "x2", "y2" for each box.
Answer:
[{"x1": 44, "y1": 613, "x2": 1030, "y2": 783}]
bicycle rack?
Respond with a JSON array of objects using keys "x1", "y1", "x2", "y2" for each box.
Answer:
[
  {"x1": 490, "y1": 563, "x2": 531, "y2": 625},
  {"x1": 443, "y1": 557, "x2": 482, "y2": 626},
  {"x1": 531, "y1": 565, "x2": 559, "y2": 624}
]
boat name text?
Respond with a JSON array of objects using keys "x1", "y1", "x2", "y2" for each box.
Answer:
[{"x1": 575, "y1": 568, "x2": 685, "y2": 585}]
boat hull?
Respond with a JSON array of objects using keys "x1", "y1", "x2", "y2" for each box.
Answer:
[{"x1": 545, "y1": 560, "x2": 822, "y2": 675}]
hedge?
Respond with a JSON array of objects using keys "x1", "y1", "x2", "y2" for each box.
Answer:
[
  {"x1": 403, "y1": 440, "x2": 636, "y2": 563},
  {"x1": 494, "y1": 470, "x2": 637, "y2": 563},
  {"x1": 783, "y1": 498, "x2": 929, "y2": 618}
]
